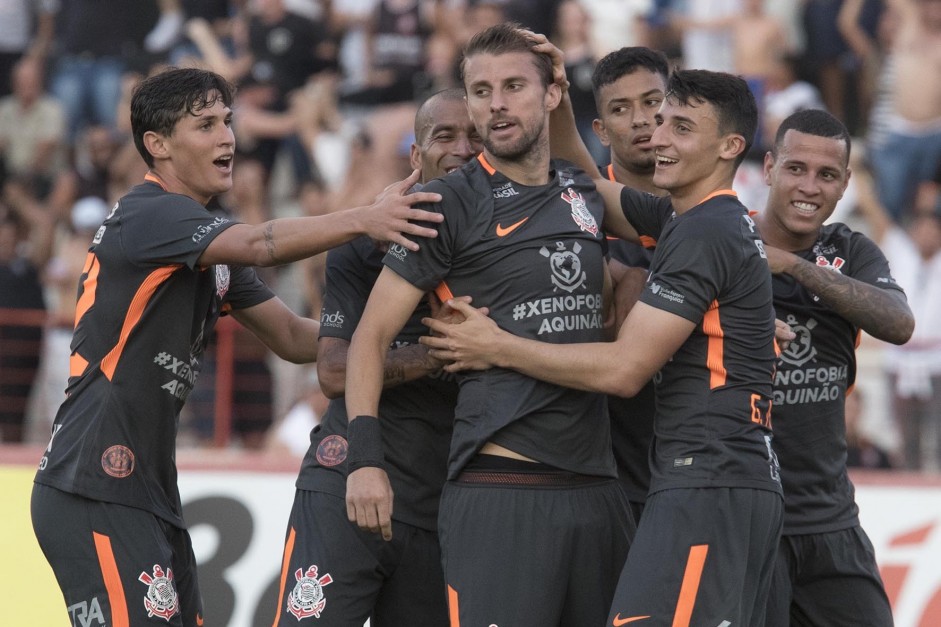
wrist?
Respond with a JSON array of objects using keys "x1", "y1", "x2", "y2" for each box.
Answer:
[{"x1": 347, "y1": 415, "x2": 385, "y2": 472}]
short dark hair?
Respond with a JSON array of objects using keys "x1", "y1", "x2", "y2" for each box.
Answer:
[
  {"x1": 772, "y1": 109, "x2": 851, "y2": 166},
  {"x1": 591, "y1": 46, "x2": 669, "y2": 108},
  {"x1": 666, "y1": 69, "x2": 757, "y2": 170},
  {"x1": 131, "y1": 67, "x2": 235, "y2": 168},
  {"x1": 414, "y1": 87, "x2": 466, "y2": 143},
  {"x1": 459, "y1": 23, "x2": 553, "y2": 89}
]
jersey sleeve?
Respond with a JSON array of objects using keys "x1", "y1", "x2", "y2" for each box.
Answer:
[
  {"x1": 319, "y1": 239, "x2": 376, "y2": 342},
  {"x1": 223, "y1": 265, "x2": 275, "y2": 311},
  {"x1": 382, "y1": 178, "x2": 466, "y2": 291},
  {"x1": 121, "y1": 193, "x2": 236, "y2": 269},
  {"x1": 843, "y1": 227, "x2": 906, "y2": 294},
  {"x1": 619, "y1": 186, "x2": 673, "y2": 239},
  {"x1": 641, "y1": 213, "x2": 737, "y2": 322}
]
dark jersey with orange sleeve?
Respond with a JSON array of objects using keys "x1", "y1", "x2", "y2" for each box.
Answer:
[
  {"x1": 619, "y1": 187, "x2": 782, "y2": 496},
  {"x1": 295, "y1": 235, "x2": 458, "y2": 531},
  {"x1": 34, "y1": 178, "x2": 274, "y2": 527},
  {"x1": 772, "y1": 223, "x2": 904, "y2": 535},
  {"x1": 384, "y1": 154, "x2": 617, "y2": 479}
]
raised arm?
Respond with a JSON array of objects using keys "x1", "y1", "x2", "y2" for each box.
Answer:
[
  {"x1": 527, "y1": 33, "x2": 640, "y2": 242},
  {"x1": 199, "y1": 169, "x2": 443, "y2": 267},
  {"x1": 764, "y1": 245, "x2": 914, "y2": 345}
]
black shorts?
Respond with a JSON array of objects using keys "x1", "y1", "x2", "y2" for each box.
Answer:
[
  {"x1": 608, "y1": 487, "x2": 783, "y2": 627},
  {"x1": 439, "y1": 474, "x2": 632, "y2": 627},
  {"x1": 271, "y1": 489, "x2": 448, "y2": 627},
  {"x1": 765, "y1": 526, "x2": 894, "y2": 627},
  {"x1": 31, "y1": 483, "x2": 203, "y2": 627}
]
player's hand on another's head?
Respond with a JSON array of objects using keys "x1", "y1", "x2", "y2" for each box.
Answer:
[
  {"x1": 421, "y1": 299, "x2": 501, "y2": 372},
  {"x1": 366, "y1": 169, "x2": 443, "y2": 252},
  {"x1": 522, "y1": 31, "x2": 568, "y2": 91},
  {"x1": 346, "y1": 467, "x2": 395, "y2": 541}
]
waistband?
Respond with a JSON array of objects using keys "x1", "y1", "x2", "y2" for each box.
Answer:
[{"x1": 454, "y1": 469, "x2": 608, "y2": 487}]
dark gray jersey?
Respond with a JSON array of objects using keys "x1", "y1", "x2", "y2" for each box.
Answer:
[
  {"x1": 384, "y1": 155, "x2": 616, "y2": 479},
  {"x1": 34, "y1": 178, "x2": 273, "y2": 526}
]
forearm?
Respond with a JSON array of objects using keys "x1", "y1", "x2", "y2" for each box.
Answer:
[
  {"x1": 319, "y1": 340, "x2": 441, "y2": 398},
  {"x1": 491, "y1": 332, "x2": 641, "y2": 396},
  {"x1": 786, "y1": 256, "x2": 914, "y2": 344},
  {"x1": 549, "y1": 92, "x2": 599, "y2": 178},
  {"x1": 346, "y1": 333, "x2": 390, "y2": 419}
]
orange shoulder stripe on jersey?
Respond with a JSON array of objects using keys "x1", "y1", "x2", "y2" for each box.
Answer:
[
  {"x1": 672, "y1": 544, "x2": 709, "y2": 627},
  {"x1": 100, "y1": 264, "x2": 181, "y2": 381},
  {"x1": 144, "y1": 171, "x2": 168, "y2": 190},
  {"x1": 702, "y1": 300, "x2": 727, "y2": 389},
  {"x1": 696, "y1": 189, "x2": 737, "y2": 207},
  {"x1": 448, "y1": 585, "x2": 461, "y2": 627},
  {"x1": 93, "y1": 532, "x2": 129, "y2": 627},
  {"x1": 477, "y1": 153, "x2": 496, "y2": 175},
  {"x1": 435, "y1": 281, "x2": 454, "y2": 303},
  {"x1": 272, "y1": 527, "x2": 297, "y2": 627},
  {"x1": 606, "y1": 163, "x2": 659, "y2": 249}
]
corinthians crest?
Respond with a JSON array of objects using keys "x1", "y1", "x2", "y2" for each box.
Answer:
[
  {"x1": 138, "y1": 565, "x2": 179, "y2": 622},
  {"x1": 541, "y1": 241, "x2": 587, "y2": 293},
  {"x1": 287, "y1": 564, "x2": 333, "y2": 620},
  {"x1": 561, "y1": 188, "x2": 598, "y2": 236},
  {"x1": 780, "y1": 314, "x2": 818, "y2": 367}
]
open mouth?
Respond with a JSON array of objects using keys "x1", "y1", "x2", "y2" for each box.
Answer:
[
  {"x1": 792, "y1": 200, "x2": 819, "y2": 215},
  {"x1": 633, "y1": 134, "x2": 652, "y2": 145},
  {"x1": 656, "y1": 154, "x2": 678, "y2": 167},
  {"x1": 214, "y1": 154, "x2": 233, "y2": 171},
  {"x1": 490, "y1": 120, "x2": 515, "y2": 134}
]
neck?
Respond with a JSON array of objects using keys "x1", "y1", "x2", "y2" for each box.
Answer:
[
  {"x1": 668, "y1": 170, "x2": 736, "y2": 214},
  {"x1": 609, "y1": 160, "x2": 663, "y2": 196},
  {"x1": 484, "y1": 142, "x2": 552, "y2": 186},
  {"x1": 754, "y1": 210, "x2": 817, "y2": 252}
]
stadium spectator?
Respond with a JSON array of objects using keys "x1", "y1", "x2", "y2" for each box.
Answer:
[{"x1": 0, "y1": 0, "x2": 55, "y2": 97}]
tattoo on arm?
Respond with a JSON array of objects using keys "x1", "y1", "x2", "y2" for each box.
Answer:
[
  {"x1": 264, "y1": 223, "x2": 276, "y2": 263},
  {"x1": 788, "y1": 258, "x2": 913, "y2": 344},
  {"x1": 382, "y1": 344, "x2": 438, "y2": 387}
]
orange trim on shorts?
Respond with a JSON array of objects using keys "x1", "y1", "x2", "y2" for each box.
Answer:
[
  {"x1": 672, "y1": 544, "x2": 709, "y2": 627},
  {"x1": 702, "y1": 301, "x2": 726, "y2": 389},
  {"x1": 448, "y1": 584, "x2": 460, "y2": 627},
  {"x1": 272, "y1": 527, "x2": 297, "y2": 627},
  {"x1": 93, "y1": 532, "x2": 129, "y2": 627},
  {"x1": 477, "y1": 153, "x2": 496, "y2": 175},
  {"x1": 100, "y1": 265, "x2": 181, "y2": 380}
]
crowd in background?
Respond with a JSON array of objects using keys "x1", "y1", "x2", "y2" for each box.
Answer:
[{"x1": 0, "y1": 0, "x2": 938, "y2": 470}]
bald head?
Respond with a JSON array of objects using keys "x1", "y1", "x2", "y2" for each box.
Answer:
[{"x1": 410, "y1": 88, "x2": 482, "y2": 183}]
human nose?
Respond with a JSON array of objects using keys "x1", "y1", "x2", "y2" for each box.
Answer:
[{"x1": 454, "y1": 135, "x2": 477, "y2": 158}]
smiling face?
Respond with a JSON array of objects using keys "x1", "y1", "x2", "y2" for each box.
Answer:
[
  {"x1": 410, "y1": 96, "x2": 482, "y2": 182},
  {"x1": 762, "y1": 129, "x2": 850, "y2": 248},
  {"x1": 463, "y1": 51, "x2": 560, "y2": 164},
  {"x1": 651, "y1": 97, "x2": 737, "y2": 203},
  {"x1": 147, "y1": 92, "x2": 235, "y2": 205},
  {"x1": 593, "y1": 69, "x2": 666, "y2": 176}
]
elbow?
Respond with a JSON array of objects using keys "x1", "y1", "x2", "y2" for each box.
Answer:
[
  {"x1": 889, "y1": 315, "x2": 916, "y2": 346},
  {"x1": 317, "y1": 363, "x2": 346, "y2": 399},
  {"x1": 600, "y1": 365, "x2": 643, "y2": 397}
]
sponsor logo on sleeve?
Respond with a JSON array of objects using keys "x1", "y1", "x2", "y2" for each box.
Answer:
[
  {"x1": 192, "y1": 216, "x2": 230, "y2": 244},
  {"x1": 320, "y1": 310, "x2": 345, "y2": 329},
  {"x1": 386, "y1": 243, "x2": 409, "y2": 262},
  {"x1": 67, "y1": 597, "x2": 106, "y2": 627}
]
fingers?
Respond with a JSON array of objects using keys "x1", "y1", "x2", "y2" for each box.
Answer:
[{"x1": 404, "y1": 204, "x2": 445, "y2": 221}]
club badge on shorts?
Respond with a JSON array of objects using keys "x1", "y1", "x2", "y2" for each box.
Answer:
[
  {"x1": 287, "y1": 565, "x2": 333, "y2": 620},
  {"x1": 138, "y1": 565, "x2": 179, "y2": 621}
]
